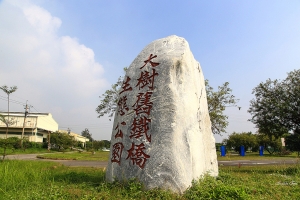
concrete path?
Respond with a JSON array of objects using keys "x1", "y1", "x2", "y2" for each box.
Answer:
[
  {"x1": 218, "y1": 159, "x2": 300, "y2": 166},
  {"x1": 5, "y1": 154, "x2": 300, "y2": 168},
  {"x1": 5, "y1": 154, "x2": 108, "y2": 168},
  {"x1": 5, "y1": 154, "x2": 41, "y2": 160},
  {"x1": 49, "y1": 160, "x2": 108, "y2": 168}
]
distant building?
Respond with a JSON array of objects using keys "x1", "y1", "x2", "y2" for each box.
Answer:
[
  {"x1": 59, "y1": 129, "x2": 89, "y2": 147},
  {"x1": 0, "y1": 112, "x2": 58, "y2": 142}
]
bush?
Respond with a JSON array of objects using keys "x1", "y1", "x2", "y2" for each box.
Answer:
[
  {"x1": 184, "y1": 175, "x2": 249, "y2": 199},
  {"x1": 275, "y1": 149, "x2": 292, "y2": 156}
]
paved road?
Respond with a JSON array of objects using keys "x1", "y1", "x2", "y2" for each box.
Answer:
[
  {"x1": 5, "y1": 154, "x2": 108, "y2": 168},
  {"x1": 218, "y1": 159, "x2": 300, "y2": 166},
  {"x1": 5, "y1": 154, "x2": 300, "y2": 168},
  {"x1": 6, "y1": 154, "x2": 41, "y2": 160}
]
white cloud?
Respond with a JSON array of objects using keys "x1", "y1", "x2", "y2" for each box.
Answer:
[
  {"x1": 0, "y1": 0, "x2": 107, "y2": 96},
  {"x1": 0, "y1": 0, "x2": 109, "y2": 136},
  {"x1": 23, "y1": 4, "x2": 61, "y2": 35}
]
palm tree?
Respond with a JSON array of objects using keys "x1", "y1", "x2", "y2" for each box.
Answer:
[{"x1": 0, "y1": 85, "x2": 18, "y2": 138}]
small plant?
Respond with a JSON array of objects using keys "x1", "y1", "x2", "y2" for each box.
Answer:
[
  {"x1": 1, "y1": 160, "x2": 300, "y2": 199},
  {"x1": 37, "y1": 151, "x2": 110, "y2": 161},
  {"x1": 184, "y1": 175, "x2": 250, "y2": 199},
  {"x1": 0, "y1": 137, "x2": 19, "y2": 160},
  {"x1": 276, "y1": 149, "x2": 292, "y2": 156}
]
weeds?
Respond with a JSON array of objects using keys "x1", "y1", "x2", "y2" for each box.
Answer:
[
  {"x1": 0, "y1": 160, "x2": 300, "y2": 199},
  {"x1": 37, "y1": 151, "x2": 110, "y2": 161}
]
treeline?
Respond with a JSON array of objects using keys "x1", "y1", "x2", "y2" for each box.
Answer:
[
  {"x1": 217, "y1": 69, "x2": 300, "y2": 156},
  {"x1": 0, "y1": 137, "x2": 47, "y2": 160},
  {"x1": 50, "y1": 131, "x2": 111, "y2": 151},
  {"x1": 0, "y1": 131, "x2": 111, "y2": 153},
  {"x1": 246, "y1": 69, "x2": 300, "y2": 156},
  {"x1": 218, "y1": 131, "x2": 297, "y2": 155}
]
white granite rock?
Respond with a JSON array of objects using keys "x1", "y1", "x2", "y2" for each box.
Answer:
[{"x1": 106, "y1": 35, "x2": 218, "y2": 193}]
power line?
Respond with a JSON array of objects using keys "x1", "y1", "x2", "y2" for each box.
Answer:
[
  {"x1": 59, "y1": 124, "x2": 113, "y2": 127},
  {"x1": 8, "y1": 94, "x2": 28, "y2": 102},
  {"x1": 59, "y1": 126, "x2": 112, "y2": 130},
  {"x1": 31, "y1": 104, "x2": 113, "y2": 130},
  {"x1": 0, "y1": 95, "x2": 111, "y2": 131},
  {"x1": 30, "y1": 106, "x2": 59, "y2": 126},
  {"x1": 59, "y1": 122, "x2": 112, "y2": 126},
  {"x1": 0, "y1": 95, "x2": 24, "y2": 104},
  {"x1": 0, "y1": 95, "x2": 25, "y2": 106}
]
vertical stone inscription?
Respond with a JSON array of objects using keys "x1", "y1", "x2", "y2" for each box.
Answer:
[{"x1": 111, "y1": 54, "x2": 160, "y2": 168}]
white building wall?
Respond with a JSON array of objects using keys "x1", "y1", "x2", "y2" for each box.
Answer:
[
  {"x1": 59, "y1": 130, "x2": 89, "y2": 143},
  {"x1": 0, "y1": 112, "x2": 58, "y2": 142},
  {"x1": 33, "y1": 113, "x2": 58, "y2": 132},
  {"x1": 0, "y1": 116, "x2": 36, "y2": 128},
  {"x1": 0, "y1": 134, "x2": 22, "y2": 139}
]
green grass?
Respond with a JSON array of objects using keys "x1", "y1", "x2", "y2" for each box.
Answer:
[
  {"x1": 217, "y1": 151, "x2": 300, "y2": 161},
  {"x1": 37, "y1": 151, "x2": 110, "y2": 161},
  {"x1": 0, "y1": 147, "x2": 56, "y2": 155},
  {"x1": 38, "y1": 151, "x2": 300, "y2": 162},
  {"x1": 2, "y1": 148, "x2": 297, "y2": 162},
  {"x1": 0, "y1": 160, "x2": 299, "y2": 199}
]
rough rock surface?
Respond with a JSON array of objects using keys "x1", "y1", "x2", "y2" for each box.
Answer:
[{"x1": 106, "y1": 35, "x2": 218, "y2": 193}]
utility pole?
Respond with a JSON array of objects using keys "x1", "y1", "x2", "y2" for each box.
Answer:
[
  {"x1": 0, "y1": 85, "x2": 18, "y2": 138},
  {"x1": 48, "y1": 131, "x2": 51, "y2": 151},
  {"x1": 21, "y1": 101, "x2": 29, "y2": 148}
]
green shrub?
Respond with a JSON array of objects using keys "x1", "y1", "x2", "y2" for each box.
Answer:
[
  {"x1": 1, "y1": 161, "x2": 300, "y2": 199},
  {"x1": 184, "y1": 175, "x2": 250, "y2": 200}
]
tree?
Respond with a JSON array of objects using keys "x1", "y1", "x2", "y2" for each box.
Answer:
[
  {"x1": 0, "y1": 85, "x2": 18, "y2": 138},
  {"x1": 215, "y1": 143, "x2": 222, "y2": 152},
  {"x1": 85, "y1": 140, "x2": 108, "y2": 151},
  {"x1": 256, "y1": 132, "x2": 282, "y2": 154},
  {"x1": 0, "y1": 114, "x2": 15, "y2": 133},
  {"x1": 85, "y1": 141, "x2": 93, "y2": 150},
  {"x1": 81, "y1": 128, "x2": 94, "y2": 141},
  {"x1": 285, "y1": 131, "x2": 300, "y2": 156},
  {"x1": 96, "y1": 68, "x2": 238, "y2": 135},
  {"x1": 248, "y1": 69, "x2": 300, "y2": 138},
  {"x1": 223, "y1": 132, "x2": 257, "y2": 152},
  {"x1": 96, "y1": 68, "x2": 127, "y2": 120},
  {"x1": 102, "y1": 140, "x2": 111, "y2": 149},
  {"x1": 50, "y1": 131, "x2": 75, "y2": 151},
  {"x1": 0, "y1": 137, "x2": 21, "y2": 160},
  {"x1": 205, "y1": 80, "x2": 239, "y2": 135},
  {"x1": 93, "y1": 140, "x2": 105, "y2": 150}
]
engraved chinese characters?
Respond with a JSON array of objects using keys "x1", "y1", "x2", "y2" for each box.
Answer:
[
  {"x1": 110, "y1": 54, "x2": 160, "y2": 169},
  {"x1": 106, "y1": 35, "x2": 218, "y2": 194}
]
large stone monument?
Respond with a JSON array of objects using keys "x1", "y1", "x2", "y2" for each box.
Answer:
[{"x1": 106, "y1": 35, "x2": 218, "y2": 193}]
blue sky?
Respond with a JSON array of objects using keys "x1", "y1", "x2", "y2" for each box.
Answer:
[{"x1": 0, "y1": 0, "x2": 299, "y2": 142}]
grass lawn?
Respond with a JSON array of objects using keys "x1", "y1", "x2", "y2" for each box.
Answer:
[
  {"x1": 0, "y1": 147, "x2": 57, "y2": 155},
  {"x1": 0, "y1": 160, "x2": 299, "y2": 199},
  {"x1": 37, "y1": 151, "x2": 110, "y2": 161},
  {"x1": 36, "y1": 150, "x2": 299, "y2": 162},
  {"x1": 217, "y1": 151, "x2": 300, "y2": 161}
]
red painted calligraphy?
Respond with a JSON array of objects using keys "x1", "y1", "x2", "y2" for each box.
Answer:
[
  {"x1": 126, "y1": 142, "x2": 150, "y2": 169},
  {"x1": 112, "y1": 54, "x2": 160, "y2": 169},
  {"x1": 119, "y1": 77, "x2": 132, "y2": 94},
  {"x1": 114, "y1": 122, "x2": 126, "y2": 139},
  {"x1": 136, "y1": 69, "x2": 158, "y2": 90},
  {"x1": 111, "y1": 142, "x2": 124, "y2": 165},
  {"x1": 132, "y1": 92, "x2": 153, "y2": 115},
  {"x1": 140, "y1": 54, "x2": 160, "y2": 69},
  {"x1": 115, "y1": 129, "x2": 123, "y2": 139},
  {"x1": 130, "y1": 116, "x2": 151, "y2": 142},
  {"x1": 117, "y1": 96, "x2": 129, "y2": 116}
]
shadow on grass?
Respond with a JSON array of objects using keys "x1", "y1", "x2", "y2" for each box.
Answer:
[
  {"x1": 50, "y1": 168, "x2": 106, "y2": 185},
  {"x1": 221, "y1": 164, "x2": 300, "y2": 175}
]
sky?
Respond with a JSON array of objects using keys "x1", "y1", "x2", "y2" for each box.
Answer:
[{"x1": 0, "y1": 0, "x2": 299, "y2": 142}]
